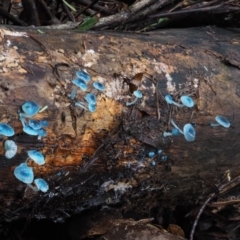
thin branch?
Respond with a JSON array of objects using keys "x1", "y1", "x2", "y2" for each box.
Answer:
[
  {"x1": 94, "y1": 0, "x2": 169, "y2": 29},
  {"x1": 60, "y1": 0, "x2": 75, "y2": 22},
  {"x1": 0, "y1": 6, "x2": 27, "y2": 26}
]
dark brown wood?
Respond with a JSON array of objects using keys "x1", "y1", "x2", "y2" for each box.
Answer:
[{"x1": 0, "y1": 26, "x2": 239, "y2": 224}]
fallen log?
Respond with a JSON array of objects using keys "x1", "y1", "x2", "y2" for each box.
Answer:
[{"x1": 0, "y1": 26, "x2": 239, "y2": 226}]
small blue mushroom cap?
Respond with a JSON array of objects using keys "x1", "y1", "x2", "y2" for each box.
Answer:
[
  {"x1": 76, "y1": 70, "x2": 91, "y2": 82},
  {"x1": 29, "y1": 119, "x2": 41, "y2": 130},
  {"x1": 148, "y1": 152, "x2": 155, "y2": 158},
  {"x1": 37, "y1": 128, "x2": 47, "y2": 137},
  {"x1": 157, "y1": 149, "x2": 162, "y2": 155},
  {"x1": 183, "y1": 123, "x2": 196, "y2": 142},
  {"x1": 40, "y1": 119, "x2": 49, "y2": 127},
  {"x1": 126, "y1": 90, "x2": 143, "y2": 106},
  {"x1": 180, "y1": 96, "x2": 194, "y2": 108},
  {"x1": 151, "y1": 161, "x2": 156, "y2": 167},
  {"x1": 215, "y1": 115, "x2": 230, "y2": 128},
  {"x1": 14, "y1": 163, "x2": 34, "y2": 184},
  {"x1": 72, "y1": 78, "x2": 87, "y2": 91},
  {"x1": 0, "y1": 123, "x2": 15, "y2": 136},
  {"x1": 23, "y1": 125, "x2": 38, "y2": 136},
  {"x1": 165, "y1": 95, "x2": 173, "y2": 104},
  {"x1": 93, "y1": 82, "x2": 105, "y2": 91},
  {"x1": 85, "y1": 93, "x2": 97, "y2": 104},
  {"x1": 163, "y1": 128, "x2": 180, "y2": 137},
  {"x1": 22, "y1": 101, "x2": 40, "y2": 117},
  {"x1": 172, "y1": 128, "x2": 180, "y2": 136},
  {"x1": 133, "y1": 90, "x2": 142, "y2": 98},
  {"x1": 161, "y1": 156, "x2": 167, "y2": 161},
  {"x1": 34, "y1": 178, "x2": 49, "y2": 192},
  {"x1": 4, "y1": 140, "x2": 17, "y2": 159},
  {"x1": 27, "y1": 150, "x2": 45, "y2": 165},
  {"x1": 88, "y1": 103, "x2": 96, "y2": 112}
]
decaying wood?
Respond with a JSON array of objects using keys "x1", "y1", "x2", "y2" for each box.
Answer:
[{"x1": 0, "y1": 26, "x2": 239, "y2": 224}]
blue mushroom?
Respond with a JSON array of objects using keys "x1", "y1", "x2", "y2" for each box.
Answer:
[
  {"x1": 84, "y1": 93, "x2": 97, "y2": 104},
  {"x1": 76, "y1": 70, "x2": 91, "y2": 82},
  {"x1": 37, "y1": 128, "x2": 47, "y2": 140},
  {"x1": 29, "y1": 119, "x2": 49, "y2": 130},
  {"x1": 163, "y1": 128, "x2": 180, "y2": 137},
  {"x1": 22, "y1": 101, "x2": 40, "y2": 117},
  {"x1": 32, "y1": 178, "x2": 49, "y2": 192},
  {"x1": 170, "y1": 119, "x2": 196, "y2": 142},
  {"x1": 4, "y1": 140, "x2": 17, "y2": 159},
  {"x1": 70, "y1": 78, "x2": 88, "y2": 100},
  {"x1": 126, "y1": 90, "x2": 143, "y2": 106},
  {"x1": 148, "y1": 152, "x2": 155, "y2": 158},
  {"x1": 210, "y1": 115, "x2": 230, "y2": 128},
  {"x1": 19, "y1": 101, "x2": 40, "y2": 126},
  {"x1": 27, "y1": 150, "x2": 45, "y2": 165},
  {"x1": 165, "y1": 95, "x2": 182, "y2": 107},
  {"x1": 151, "y1": 161, "x2": 156, "y2": 166},
  {"x1": 23, "y1": 125, "x2": 38, "y2": 136},
  {"x1": 40, "y1": 119, "x2": 49, "y2": 127},
  {"x1": 14, "y1": 163, "x2": 34, "y2": 184},
  {"x1": 93, "y1": 82, "x2": 105, "y2": 91},
  {"x1": 180, "y1": 95, "x2": 194, "y2": 108},
  {"x1": 157, "y1": 149, "x2": 162, "y2": 155},
  {"x1": 183, "y1": 123, "x2": 196, "y2": 142},
  {"x1": 0, "y1": 123, "x2": 15, "y2": 137},
  {"x1": 29, "y1": 119, "x2": 42, "y2": 130},
  {"x1": 161, "y1": 156, "x2": 167, "y2": 161},
  {"x1": 88, "y1": 103, "x2": 96, "y2": 112}
]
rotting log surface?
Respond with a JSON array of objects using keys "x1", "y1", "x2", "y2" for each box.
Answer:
[{"x1": 0, "y1": 27, "x2": 239, "y2": 222}]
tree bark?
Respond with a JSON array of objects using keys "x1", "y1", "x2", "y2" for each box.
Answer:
[{"x1": 0, "y1": 26, "x2": 239, "y2": 223}]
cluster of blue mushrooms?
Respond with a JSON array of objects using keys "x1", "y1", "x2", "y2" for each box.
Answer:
[
  {"x1": 14, "y1": 149, "x2": 49, "y2": 193},
  {"x1": 163, "y1": 94, "x2": 231, "y2": 143},
  {"x1": 70, "y1": 70, "x2": 105, "y2": 113},
  {"x1": 19, "y1": 101, "x2": 49, "y2": 140},
  {"x1": 163, "y1": 95, "x2": 196, "y2": 142},
  {"x1": 5, "y1": 101, "x2": 50, "y2": 192},
  {"x1": 165, "y1": 95, "x2": 194, "y2": 108},
  {"x1": 147, "y1": 149, "x2": 168, "y2": 166}
]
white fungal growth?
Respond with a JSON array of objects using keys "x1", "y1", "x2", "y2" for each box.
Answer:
[
  {"x1": 100, "y1": 180, "x2": 132, "y2": 194},
  {"x1": 81, "y1": 49, "x2": 99, "y2": 68},
  {"x1": 103, "y1": 76, "x2": 129, "y2": 100},
  {"x1": 193, "y1": 78, "x2": 199, "y2": 88}
]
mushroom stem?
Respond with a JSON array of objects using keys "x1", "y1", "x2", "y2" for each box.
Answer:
[
  {"x1": 163, "y1": 132, "x2": 173, "y2": 137},
  {"x1": 25, "y1": 157, "x2": 30, "y2": 164},
  {"x1": 170, "y1": 119, "x2": 184, "y2": 134},
  {"x1": 18, "y1": 113, "x2": 27, "y2": 127},
  {"x1": 126, "y1": 97, "x2": 138, "y2": 106},
  {"x1": 210, "y1": 123, "x2": 220, "y2": 127},
  {"x1": 27, "y1": 183, "x2": 38, "y2": 191},
  {"x1": 75, "y1": 101, "x2": 88, "y2": 110},
  {"x1": 70, "y1": 86, "x2": 78, "y2": 100},
  {"x1": 172, "y1": 102, "x2": 184, "y2": 107}
]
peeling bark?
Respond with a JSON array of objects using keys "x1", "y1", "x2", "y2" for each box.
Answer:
[{"x1": 0, "y1": 26, "x2": 239, "y2": 223}]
